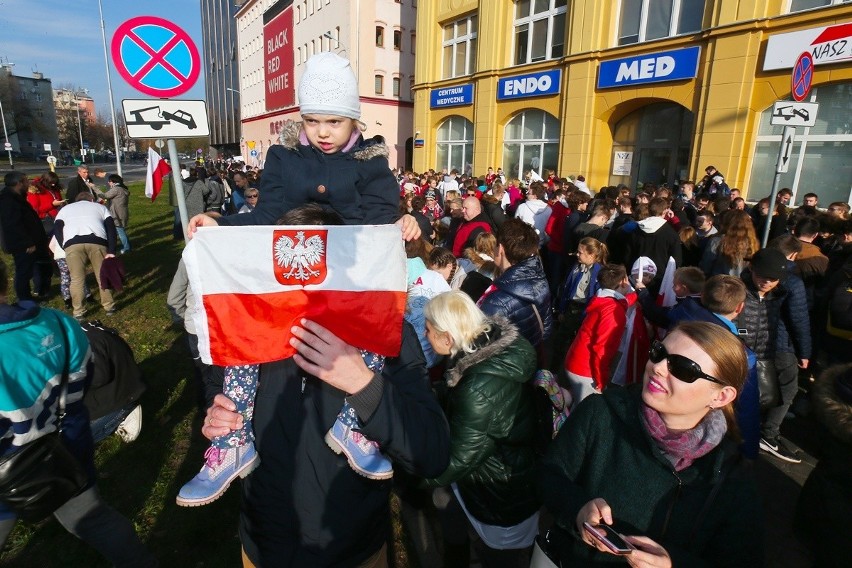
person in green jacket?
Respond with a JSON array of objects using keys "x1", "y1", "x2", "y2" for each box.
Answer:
[
  {"x1": 422, "y1": 290, "x2": 539, "y2": 568},
  {"x1": 540, "y1": 321, "x2": 763, "y2": 567}
]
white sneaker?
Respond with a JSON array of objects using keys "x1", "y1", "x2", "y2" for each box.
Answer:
[{"x1": 115, "y1": 405, "x2": 142, "y2": 443}]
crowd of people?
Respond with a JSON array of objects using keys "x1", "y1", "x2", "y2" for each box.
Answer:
[{"x1": 1, "y1": 49, "x2": 851, "y2": 568}]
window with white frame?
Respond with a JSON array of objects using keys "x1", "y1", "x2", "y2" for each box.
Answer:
[
  {"x1": 617, "y1": 0, "x2": 704, "y2": 46},
  {"x1": 442, "y1": 15, "x2": 477, "y2": 79},
  {"x1": 749, "y1": 83, "x2": 852, "y2": 206},
  {"x1": 375, "y1": 75, "x2": 384, "y2": 95},
  {"x1": 393, "y1": 77, "x2": 401, "y2": 97},
  {"x1": 436, "y1": 116, "x2": 474, "y2": 174},
  {"x1": 513, "y1": 0, "x2": 568, "y2": 65},
  {"x1": 502, "y1": 110, "x2": 560, "y2": 180},
  {"x1": 790, "y1": 0, "x2": 851, "y2": 11}
]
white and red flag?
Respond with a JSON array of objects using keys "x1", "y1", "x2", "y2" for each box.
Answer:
[
  {"x1": 183, "y1": 224, "x2": 407, "y2": 366},
  {"x1": 145, "y1": 147, "x2": 171, "y2": 201}
]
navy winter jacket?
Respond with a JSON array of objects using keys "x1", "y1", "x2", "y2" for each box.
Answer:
[
  {"x1": 776, "y1": 260, "x2": 812, "y2": 359},
  {"x1": 479, "y1": 255, "x2": 553, "y2": 347}
]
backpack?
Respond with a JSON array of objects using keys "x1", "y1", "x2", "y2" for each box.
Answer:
[
  {"x1": 827, "y1": 265, "x2": 852, "y2": 340},
  {"x1": 79, "y1": 321, "x2": 146, "y2": 420}
]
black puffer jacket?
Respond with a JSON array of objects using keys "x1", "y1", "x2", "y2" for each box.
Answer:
[
  {"x1": 734, "y1": 269, "x2": 786, "y2": 360},
  {"x1": 776, "y1": 260, "x2": 811, "y2": 359},
  {"x1": 424, "y1": 319, "x2": 540, "y2": 526},
  {"x1": 479, "y1": 255, "x2": 553, "y2": 346},
  {"x1": 0, "y1": 187, "x2": 48, "y2": 254}
]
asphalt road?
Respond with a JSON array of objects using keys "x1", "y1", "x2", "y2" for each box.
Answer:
[{"x1": 1, "y1": 162, "x2": 151, "y2": 183}]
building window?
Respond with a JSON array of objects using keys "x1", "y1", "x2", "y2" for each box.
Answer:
[
  {"x1": 503, "y1": 110, "x2": 560, "y2": 180},
  {"x1": 790, "y1": 0, "x2": 851, "y2": 11},
  {"x1": 750, "y1": 83, "x2": 852, "y2": 206},
  {"x1": 442, "y1": 15, "x2": 477, "y2": 79},
  {"x1": 392, "y1": 77, "x2": 401, "y2": 97},
  {"x1": 617, "y1": 0, "x2": 704, "y2": 46},
  {"x1": 376, "y1": 26, "x2": 384, "y2": 47},
  {"x1": 411, "y1": 32, "x2": 416, "y2": 54},
  {"x1": 513, "y1": 0, "x2": 568, "y2": 65},
  {"x1": 393, "y1": 29, "x2": 402, "y2": 50},
  {"x1": 375, "y1": 75, "x2": 384, "y2": 95},
  {"x1": 436, "y1": 116, "x2": 474, "y2": 175}
]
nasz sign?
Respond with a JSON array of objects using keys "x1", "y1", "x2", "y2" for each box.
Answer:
[
  {"x1": 597, "y1": 46, "x2": 700, "y2": 89},
  {"x1": 430, "y1": 84, "x2": 474, "y2": 108},
  {"x1": 497, "y1": 70, "x2": 561, "y2": 100},
  {"x1": 763, "y1": 22, "x2": 852, "y2": 70},
  {"x1": 263, "y1": 0, "x2": 295, "y2": 111}
]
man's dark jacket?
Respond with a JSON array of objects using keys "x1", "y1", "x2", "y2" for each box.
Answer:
[
  {"x1": 239, "y1": 323, "x2": 450, "y2": 567},
  {"x1": 734, "y1": 269, "x2": 786, "y2": 360},
  {"x1": 0, "y1": 187, "x2": 48, "y2": 254},
  {"x1": 65, "y1": 174, "x2": 95, "y2": 203},
  {"x1": 479, "y1": 255, "x2": 553, "y2": 347}
]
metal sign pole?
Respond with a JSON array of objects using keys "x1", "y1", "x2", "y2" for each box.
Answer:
[
  {"x1": 167, "y1": 138, "x2": 190, "y2": 243},
  {"x1": 0, "y1": 96, "x2": 13, "y2": 169},
  {"x1": 762, "y1": 125, "x2": 796, "y2": 248}
]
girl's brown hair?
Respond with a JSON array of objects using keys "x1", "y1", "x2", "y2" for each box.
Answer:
[
  {"x1": 718, "y1": 210, "x2": 759, "y2": 268},
  {"x1": 577, "y1": 237, "x2": 608, "y2": 265}
]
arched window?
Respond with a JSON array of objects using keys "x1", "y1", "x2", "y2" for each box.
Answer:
[
  {"x1": 436, "y1": 116, "x2": 474, "y2": 174},
  {"x1": 502, "y1": 110, "x2": 560, "y2": 180}
]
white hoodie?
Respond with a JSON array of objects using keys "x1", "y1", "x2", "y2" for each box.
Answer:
[
  {"x1": 637, "y1": 216, "x2": 667, "y2": 234},
  {"x1": 515, "y1": 199, "x2": 552, "y2": 244}
]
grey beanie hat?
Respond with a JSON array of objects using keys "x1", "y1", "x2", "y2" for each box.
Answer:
[{"x1": 298, "y1": 52, "x2": 360, "y2": 120}]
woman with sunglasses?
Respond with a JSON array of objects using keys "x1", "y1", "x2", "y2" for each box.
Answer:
[{"x1": 539, "y1": 321, "x2": 763, "y2": 567}]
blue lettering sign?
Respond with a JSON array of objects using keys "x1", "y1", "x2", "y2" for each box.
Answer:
[
  {"x1": 597, "y1": 46, "x2": 700, "y2": 89},
  {"x1": 497, "y1": 70, "x2": 561, "y2": 100},
  {"x1": 430, "y1": 84, "x2": 474, "y2": 108}
]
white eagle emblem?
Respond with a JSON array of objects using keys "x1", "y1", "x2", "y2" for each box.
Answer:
[
  {"x1": 41, "y1": 333, "x2": 54, "y2": 348},
  {"x1": 274, "y1": 230, "x2": 325, "y2": 281}
]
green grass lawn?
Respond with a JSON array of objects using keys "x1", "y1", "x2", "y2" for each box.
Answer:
[{"x1": 0, "y1": 181, "x2": 418, "y2": 567}]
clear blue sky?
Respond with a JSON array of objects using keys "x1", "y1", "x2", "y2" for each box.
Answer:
[{"x1": 0, "y1": 0, "x2": 205, "y2": 118}]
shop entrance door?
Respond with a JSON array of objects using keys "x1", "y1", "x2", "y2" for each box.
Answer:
[{"x1": 610, "y1": 103, "x2": 694, "y2": 191}]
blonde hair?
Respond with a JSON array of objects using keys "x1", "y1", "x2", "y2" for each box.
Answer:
[
  {"x1": 578, "y1": 237, "x2": 608, "y2": 264},
  {"x1": 669, "y1": 321, "x2": 747, "y2": 436},
  {"x1": 424, "y1": 291, "x2": 492, "y2": 357}
]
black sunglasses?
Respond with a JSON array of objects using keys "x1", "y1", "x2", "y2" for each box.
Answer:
[{"x1": 648, "y1": 341, "x2": 724, "y2": 385}]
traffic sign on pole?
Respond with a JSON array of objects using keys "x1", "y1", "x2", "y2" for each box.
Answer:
[
  {"x1": 776, "y1": 126, "x2": 796, "y2": 174},
  {"x1": 122, "y1": 99, "x2": 210, "y2": 138},
  {"x1": 771, "y1": 101, "x2": 818, "y2": 127},
  {"x1": 111, "y1": 16, "x2": 201, "y2": 98},
  {"x1": 791, "y1": 52, "x2": 814, "y2": 102}
]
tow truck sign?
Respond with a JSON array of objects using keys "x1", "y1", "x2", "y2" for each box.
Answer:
[
  {"x1": 121, "y1": 99, "x2": 209, "y2": 138},
  {"x1": 770, "y1": 101, "x2": 819, "y2": 127},
  {"x1": 763, "y1": 22, "x2": 852, "y2": 71}
]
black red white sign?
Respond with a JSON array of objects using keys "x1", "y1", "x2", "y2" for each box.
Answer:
[
  {"x1": 763, "y1": 22, "x2": 852, "y2": 71},
  {"x1": 263, "y1": 4, "x2": 295, "y2": 111},
  {"x1": 111, "y1": 16, "x2": 201, "y2": 98}
]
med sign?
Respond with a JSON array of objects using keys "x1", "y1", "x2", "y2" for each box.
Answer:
[
  {"x1": 598, "y1": 46, "x2": 700, "y2": 89},
  {"x1": 497, "y1": 70, "x2": 561, "y2": 100}
]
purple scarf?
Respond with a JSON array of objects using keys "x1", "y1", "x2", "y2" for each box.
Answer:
[{"x1": 641, "y1": 404, "x2": 727, "y2": 471}]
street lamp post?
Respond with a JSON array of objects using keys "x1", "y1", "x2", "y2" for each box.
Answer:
[
  {"x1": 0, "y1": 95, "x2": 13, "y2": 169},
  {"x1": 97, "y1": 0, "x2": 123, "y2": 176},
  {"x1": 73, "y1": 90, "x2": 88, "y2": 164}
]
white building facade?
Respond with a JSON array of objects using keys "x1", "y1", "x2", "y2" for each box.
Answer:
[{"x1": 235, "y1": 0, "x2": 417, "y2": 169}]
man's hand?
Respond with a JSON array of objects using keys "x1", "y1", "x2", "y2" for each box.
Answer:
[
  {"x1": 290, "y1": 319, "x2": 375, "y2": 394},
  {"x1": 104, "y1": 253, "x2": 115, "y2": 259},
  {"x1": 623, "y1": 536, "x2": 672, "y2": 568},
  {"x1": 396, "y1": 214, "x2": 421, "y2": 242},
  {"x1": 577, "y1": 498, "x2": 614, "y2": 553},
  {"x1": 798, "y1": 358, "x2": 809, "y2": 369},
  {"x1": 201, "y1": 394, "x2": 243, "y2": 440},
  {"x1": 187, "y1": 213, "x2": 220, "y2": 239}
]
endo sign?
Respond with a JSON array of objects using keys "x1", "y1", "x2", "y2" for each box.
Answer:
[
  {"x1": 497, "y1": 70, "x2": 561, "y2": 100},
  {"x1": 597, "y1": 46, "x2": 700, "y2": 89},
  {"x1": 263, "y1": 0, "x2": 295, "y2": 111}
]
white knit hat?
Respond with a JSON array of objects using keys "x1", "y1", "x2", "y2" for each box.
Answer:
[{"x1": 298, "y1": 52, "x2": 360, "y2": 120}]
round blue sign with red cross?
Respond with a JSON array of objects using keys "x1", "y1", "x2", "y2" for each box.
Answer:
[
  {"x1": 791, "y1": 52, "x2": 814, "y2": 102},
  {"x1": 111, "y1": 16, "x2": 200, "y2": 98}
]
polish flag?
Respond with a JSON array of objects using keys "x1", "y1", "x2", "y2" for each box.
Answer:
[
  {"x1": 145, "y1": 147, "x2": 171, "y2": 201},
  {"x1": 183, "y1": 224, "x2": 407, "y2": 366}
]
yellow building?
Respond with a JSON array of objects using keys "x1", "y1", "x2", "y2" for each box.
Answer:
[{"x1": 413, "y1": 0, "x2": 852, "y2": 205}]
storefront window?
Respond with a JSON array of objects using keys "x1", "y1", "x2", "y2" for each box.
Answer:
[
  {"x1": 442, "y1": 15, "x2": 478, "y2": 79},
  {"x1": 790, "y1": 0, "x2": 851, "y2": 12},
  {"x1": 513, "y1": 0, "x2": 568, "y2": 65},
  {"x1": 618, "y1": 0, "x2": 704, "y2": 45},
  {"x1": 750, "y1": 83, "x2": 852, "y2": 205},
  {"x1": 502, "y1": 110, "x2": 560, "y2": 179},
  {"x1": 436, "y1": 116, "x2": 474, "y2": 174}
]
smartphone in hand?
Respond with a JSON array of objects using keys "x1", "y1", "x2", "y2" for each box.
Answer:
[{"x1": 583, "y1": 522, "x2": 634, "y2": 555}]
